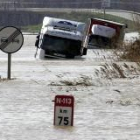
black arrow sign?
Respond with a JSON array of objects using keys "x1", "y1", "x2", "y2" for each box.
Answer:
[{"x1": 0, "y1": 29, "x2": 20, "y2": 50}]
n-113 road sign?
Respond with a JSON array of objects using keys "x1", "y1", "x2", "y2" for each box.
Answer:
[{"x1": 54, "y1": 95, "x2": 74, "y2": 126}]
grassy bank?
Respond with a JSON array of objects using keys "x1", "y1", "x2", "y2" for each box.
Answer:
[{"x1": 22, "y1": 11, "x2": 135, "y2": 33}]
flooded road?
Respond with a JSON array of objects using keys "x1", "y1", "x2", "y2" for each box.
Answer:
[{"x1": 0, "y1": 34, "x2": 140, "y2": 140}]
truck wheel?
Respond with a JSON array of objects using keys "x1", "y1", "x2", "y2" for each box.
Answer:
[{"x1": 66, "y1": 55, "x2": 75, "y2": 59}]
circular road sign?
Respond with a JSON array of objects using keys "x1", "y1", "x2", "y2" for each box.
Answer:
[{"x1": 0, "y1": 26, "x2": 24, "y2": 53}]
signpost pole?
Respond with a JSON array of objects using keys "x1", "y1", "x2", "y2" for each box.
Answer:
[
  {"x1": 0, "y1": 26, "x2": 24, "y2": 80},
  {"x1": 102, "y1": 0, "x2": 111, "y2": 19},
  {"x1": 103, "y1": 4, "x2": 106, "y2": 19},
  {"x1": 7, "y1": 53, "x2": 11, "y2": 79}
]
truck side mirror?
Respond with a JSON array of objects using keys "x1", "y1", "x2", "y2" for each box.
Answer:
[
  {"x1": 125, "y1": 24, "x2": 128, "y2": 28},
  {"x1": 35, "y1": 35, "x2": 40, "y2": 47}
]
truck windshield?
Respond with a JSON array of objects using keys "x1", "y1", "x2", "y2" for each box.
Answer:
[
  {"x1": 88, "y1": 35, "x2": 111, "y2": 48},
  {"x1": 41, "y1": 35, "x2": 82, "y2": 55}
]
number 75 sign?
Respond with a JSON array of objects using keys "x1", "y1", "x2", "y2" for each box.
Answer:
[{"x1": 54, "y1": 95, "x2": 74, "y2": 126}]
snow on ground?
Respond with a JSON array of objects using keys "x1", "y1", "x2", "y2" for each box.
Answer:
[
  {"x1": 0, "y1": 33, "x2": 140, "y2": 140},
  {"x1": 124, "y1": 32, "x2": 139, "y2": 43}
]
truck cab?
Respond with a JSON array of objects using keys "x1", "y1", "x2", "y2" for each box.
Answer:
[{"x1": 35, "y1": 16, "x2": 86, "y2": 59}]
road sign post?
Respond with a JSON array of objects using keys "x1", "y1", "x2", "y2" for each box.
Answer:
[
  {"x1": 101, "y1": 0, "x2": 111, "y2": 19},
  {"x1": 54, "y1": 95, "x2": 74, "y2": 126},
  {"x1": 0, "y1": 26, "x2": 24, "y2": 79},
  {"x1": 8, "y1": 53, "x2": 11, "y2": 79}
]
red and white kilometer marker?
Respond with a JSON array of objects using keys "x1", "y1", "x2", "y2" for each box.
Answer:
[{"x1": 54, "y1": 95, "x2": 74, "y2": 126}]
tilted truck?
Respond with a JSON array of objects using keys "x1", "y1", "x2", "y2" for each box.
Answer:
[
  {"x1": 83, "y1": 18, "x2": 127, "y2": 49},
  {"x1": 35, "y1": 16, "x2": 87, "y2": 59}
]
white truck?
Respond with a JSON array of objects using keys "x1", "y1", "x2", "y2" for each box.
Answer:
[
  {"x1": 83, "y1": 18, "x2": 127, "y2": 49},
  {"x1": 35, "y1": 16, "x2": 87, "y2": 59}
]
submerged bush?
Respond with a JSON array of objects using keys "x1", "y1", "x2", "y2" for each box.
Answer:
[
  {"x1": 123, "y1": 40, "x2": 140, "y2": 61},
  {"x1": 114, "y1": 39, "x2": 140, "y2": 62}
]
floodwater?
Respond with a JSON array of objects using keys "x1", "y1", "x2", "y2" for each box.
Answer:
[{"x1": 0, "y1": 34, "x2": 140, "y2": 140}]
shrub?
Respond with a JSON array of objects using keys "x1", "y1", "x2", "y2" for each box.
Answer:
[{"x1": 114, "y1": 38, "x2": 140, "y2": 62}]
